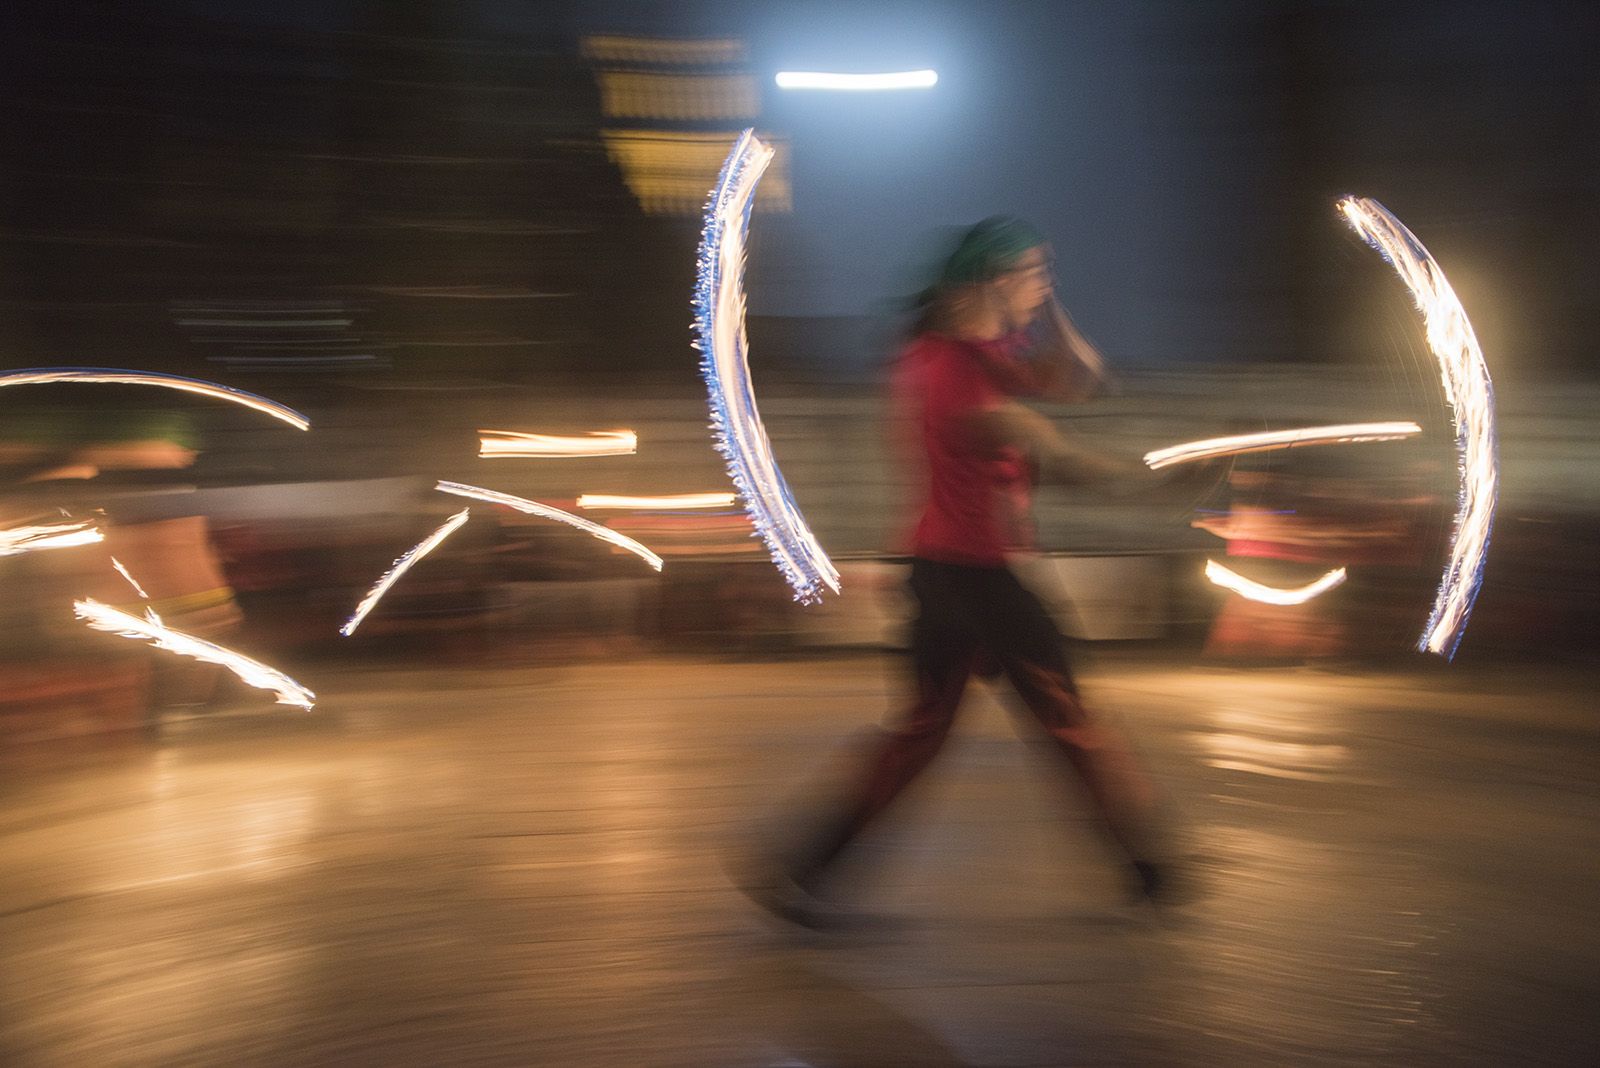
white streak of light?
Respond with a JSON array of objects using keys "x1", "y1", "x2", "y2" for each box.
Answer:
[
  {"x1": 576, "y1": 493, "x2": 735, "y2": 511},
  {"x1": 110, "y1": 556, "x2": 150, "y2": 600},
  {"x1": 341, "y1": 508, "x2": 471, "y2": 637},
  {"x1": 74, "y1": 598, "x2": 315, "y2": 709},
  {"x1": 693, "y1": 129, "x2": 839, "y2": 602},
  {"x1": 1204, "y1": 559, "x2": 1347, "y2": 606},
  {"x1": 1338, "y1": 196, "x2": 1497, "y2": 658},
  {"x1": 1144, "y1": 421, "x2": 1422, "y2": 470},
  {"x1": 434, "y1": 481, "x2": 663, "y2": 572},
  {"x1": 775, "y1": 70, "x2": 938, "y2": 91},
  {"x1": 0, "y1": 518, "x2": 104, "y2": 556},
  {"x1": 0, "y1": 368, "x2": 310, "y2": 431},
  {"x1": 478, "y1": 429, "x2": 637, "y2": 459}
]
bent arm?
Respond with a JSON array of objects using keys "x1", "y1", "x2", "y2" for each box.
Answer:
[{"x1": 1032, "y1": 300, "x2": 1112, "y2": 403}]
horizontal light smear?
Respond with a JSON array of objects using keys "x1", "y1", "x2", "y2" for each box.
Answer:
[
  {"x1": 478, "y1": 429, "x2": 637, "y2": 458},
  {"x1": 775, "y1": 70, "x2": 937, "y2": 91},
  {"x1": 1144, "y1": 422, "x2": 1421, "y2": 470},
  {"x1": 576, "y1": 493, "x2": 735, "y2": 511},
  {"x1": 0, "y1": 518, "x2": 103, "y2": 557}
]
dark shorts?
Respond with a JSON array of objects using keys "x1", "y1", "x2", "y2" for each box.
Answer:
[{"x1": 909, "y1": 557, "x2": 1076, "y2": 695}]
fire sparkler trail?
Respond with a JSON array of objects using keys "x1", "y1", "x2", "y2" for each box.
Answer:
[
  {"x1": 341, "y1": 508, "x2": 471, "y2": 636},
  {"x1": 1205, "y1": 560, "x2": 1347, "y2": 607},
  {"x1": 74, "y1": 598, "x2": 316, "y2": 710},
  {"x1": 1144, "y1": 421, "x2": 1422, "y2": 470},
  {"x1": 479, "y1": 429, "x2": 637, "y2": 459},
  {"x1": 576, "y1": 493, "x2": 735, "y2": 511},
  {"x1": 110, "y1": 556, "x2": 150, "y2": 601},
  {"x1": 693, "y1": 129, "x2": 839, "y2": 604},
  {"x1": 0, "y1": 517, "x2": 103, "y2": 556},
  {"x1": 434, "y1": 481, "x2": 663, "y2": 572},
  {"x1": 1338, "y1": 196, "x2": 1497, "y2": 658},
  {"x1": 0, "y1": 368, "x2": 310, "y2": 431}
]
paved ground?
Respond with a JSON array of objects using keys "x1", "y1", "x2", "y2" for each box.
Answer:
[{"x1": 2, "y1": 651, "x2": 1598, "y2": 1066}]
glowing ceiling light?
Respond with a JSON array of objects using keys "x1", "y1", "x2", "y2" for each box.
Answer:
[
  {"x1": 1205, "y1": 560, "x2": 1347, "y2": 607},
  {"x1": 1144, "y1": 421, "x2": 1422, "y2": 470},
  {"x1": 694, "y1": 129, "x2": 839, "y2": 603},
  {"x1": 0, "y1": 368, "x2": 310, "y2": 430},
  {"x1": 75, "y1": 598, "x2": 316, "y2": 710},
  {"x1": 342, "y1": 508, "x2": 471, "y2": 637},
  {"x1": 478, "y1": 429, "x2": 638, "y2": 459},
  {"x1": 1338, "y1": 196, "x2": 1497, "y2": 659},
  {"x1": 434, "y1": 481, "x2": 663, "y2": 572},
  {"x1": 775, "y1": 70, "x2": 938, "y2": 91},
  {"x1": 575, "y1": 493, "x2": 736, "y2": 511}
]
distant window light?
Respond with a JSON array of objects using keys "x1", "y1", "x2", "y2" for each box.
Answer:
[{"x1": 774, "y1": 69, "x2": 938, "y2": 91}]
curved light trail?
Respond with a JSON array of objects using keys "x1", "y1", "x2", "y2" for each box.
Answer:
[
  {"x1": 75, "y1": 598, "x2": 316, "y2": 710},
  {"x1": 0, "y1": 368, "x2": 310, "y2": 431},
  {"x1": 1338, "y1": 196, "x2": 1497, "y2": 658},
  {"x1": 1144, "y1": 421, "x2": 1422, "y2": 470},
  {"x1": 342, "y1": 508, "x2": 471, "y2": 636},
  {"x1": 1205, "y1": 560, "x2": 1348, "y2": 607},
  {"x1": 435, "y1": 480, "x2": 663, "y2": 572},
  {"x1": 693, "y1": 129, "x2": 839, "y2": 603}
]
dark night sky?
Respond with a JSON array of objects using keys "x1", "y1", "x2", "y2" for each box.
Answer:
[{"x1": 2, "y1": 1, "x2": 1596, "y2": 382}]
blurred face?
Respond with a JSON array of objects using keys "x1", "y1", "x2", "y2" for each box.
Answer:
[{"x1": 990, "y1": 245, "x2": 1054, "y2": 325}]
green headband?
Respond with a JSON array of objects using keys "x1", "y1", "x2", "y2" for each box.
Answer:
[
  {"x1": 938, "y1": 215, "x2": 1048, "y2": 285},
  {"x1": 0, "y1": 410, "x2": 199, "y2": 449},
  {"x1": 86, "y1": 411, "x2": 201, "y2": 450}
]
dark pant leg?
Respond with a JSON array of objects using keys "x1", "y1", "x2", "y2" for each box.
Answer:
[
  {"x1": 972, "y1": 567, "x2": 1160, "y2": 862},
  {"x1": 786, "y1": 560, "x2": 976, "y2": 888}
]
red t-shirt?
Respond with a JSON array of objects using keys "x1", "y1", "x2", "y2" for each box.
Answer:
[{"x1": 893, "y1": 331, "x2": 1046, "y2": 566}]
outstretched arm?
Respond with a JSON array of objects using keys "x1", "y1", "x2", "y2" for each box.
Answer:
[{"x1": 969, "y1": 402, "x2": 1146, "y2": 486}]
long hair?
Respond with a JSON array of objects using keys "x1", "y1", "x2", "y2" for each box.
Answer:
[
  {"x1": 907, "y1": 282, "x2": 962, "y2": 339},
  {"x1": 904, "y1": 215, "x2": 1047, "y2": 341}
]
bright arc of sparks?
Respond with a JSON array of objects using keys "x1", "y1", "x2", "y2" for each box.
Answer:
[
  {"x1": 576, "y1": 493, "x2": 736, "y2": 511},
  {"x1": 74, "y1": 598, "x2": 315, "y2": 710},
  {"x1": 693, "y1": 129, "x2": 839, "y2": 603},
  {"x1": 0, "y1": 368, "x2": 310, "y2": 431},
  {"x1": 434, "y1": 481, "x2": 663, "y2": 572},
  {"x1": 775, "y1": 70, "x2": 938, "y2": 91},
  {"x1": 1205, "y1": 560, "x2": 1348, "y2": 607},
  {"x1": 110, "y1": 556, "x2": 150, "y2": 600},
  {"x1": 1338, "y1": 196, "x2": 1498, "y2": 659},
  {"x1": 0, "y1": 518, "x2": 104, "y2": 557},
  {"x1": 1144, "y1": 421, "x2": 1423, "y2": 470},
  {"x1": 479, "y1": 429, "x2": 638, "y2": 459},
  {"x1": 341, "y1": 508, "x2": 471, "y2": 637}
]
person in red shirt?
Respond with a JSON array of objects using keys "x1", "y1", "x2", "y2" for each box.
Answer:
[{"x1": 746, "y1": 217, "x2": 1176, "y2": 923}]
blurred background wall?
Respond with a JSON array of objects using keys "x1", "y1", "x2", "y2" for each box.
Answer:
[
  {"x1": 4, "y1": 1, "x2": 1595, "y2": 383},
  {"x1": 0, "y1": 1, "x2": 1595, "y2": 695}
]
